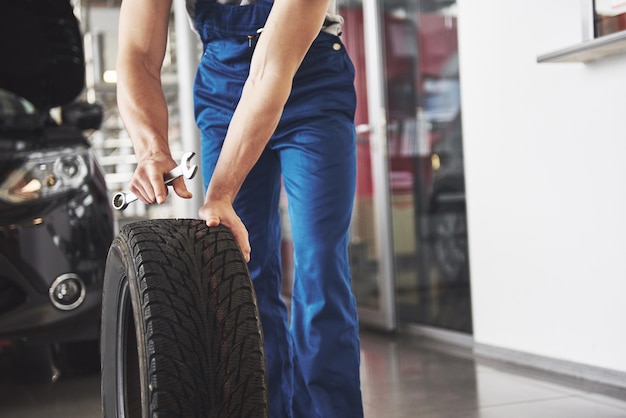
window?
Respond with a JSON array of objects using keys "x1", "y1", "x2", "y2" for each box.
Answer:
[{"x1": 595, "y1": 0, "x2": 626, "y2": 37}]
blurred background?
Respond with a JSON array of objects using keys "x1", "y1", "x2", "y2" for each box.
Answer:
[{"x1": 2, "y1": 0, "x2": 626, "y2": 416}]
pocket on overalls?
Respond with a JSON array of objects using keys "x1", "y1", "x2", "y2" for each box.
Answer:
[{"x1": 289, "y1": 32, "x2": 357, "y2": 118}]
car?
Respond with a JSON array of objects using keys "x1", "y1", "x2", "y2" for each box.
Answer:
[{"x1": 0, "y1": 0, "x2": 115, "y2": 380}]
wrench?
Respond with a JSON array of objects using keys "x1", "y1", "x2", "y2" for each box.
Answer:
[{"x1": 112, "y1": 151, "x2": 198, "y2": 211}]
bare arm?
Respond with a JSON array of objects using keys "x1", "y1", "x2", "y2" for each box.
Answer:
[
  {"x1": 116, "y1": 0, "x2": 191, "y2": 205},
  {"x1": 199, "y1": 0, "x2": 330, "y2": 261}
]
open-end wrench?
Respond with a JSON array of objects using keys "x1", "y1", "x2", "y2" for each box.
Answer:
[{"x1": 112, "y1": 151, "x2": 198, "y2": 211}]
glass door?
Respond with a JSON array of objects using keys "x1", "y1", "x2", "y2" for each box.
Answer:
[
  {"x1": 380, "y1": 0, "x2": 471, "y2": 333},
  {"x1": 341, "y1": 0, "x2": 471, "y2": 333}
]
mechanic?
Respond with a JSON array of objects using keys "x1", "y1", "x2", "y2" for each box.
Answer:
[{"x1": 116, "y1": 0, "x2": 363, "y2": 416}]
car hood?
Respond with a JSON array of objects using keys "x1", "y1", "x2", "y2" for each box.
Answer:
[{"x1": 0, "y1": 1, "x2": 85, "y2": 111}]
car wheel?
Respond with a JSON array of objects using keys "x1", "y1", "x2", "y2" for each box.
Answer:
[
  {"x1": 433, "y1": 210, "x2": 469, "y2": 281},
  {"x1": 101, "y1": 219, "x2": 268, "y2": 418}
]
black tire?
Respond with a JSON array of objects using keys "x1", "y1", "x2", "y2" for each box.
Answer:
[
  {"x1": 101, "y1": 219, "x2": 268, "y2": 418},
  {"x1": 433, "y1": 209, "x2": 469, "y2": 282}
]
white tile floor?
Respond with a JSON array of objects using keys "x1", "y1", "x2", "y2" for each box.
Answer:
[{"x1": 1, "y1": 331, "x2": 625, "y2": 417}]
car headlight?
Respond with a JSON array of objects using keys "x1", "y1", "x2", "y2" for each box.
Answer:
[{"x1": 0, "y1": 147, "x2": 91, "y2": 204}]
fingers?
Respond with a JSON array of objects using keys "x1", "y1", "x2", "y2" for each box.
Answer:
[
  {"x1": 218, "y1": 217, "x2": 251, "y2": 262},
  {"x1": 128, "y1": 158, "x2": 193, "y2": 205},
  {"x1": 198, "y1": 204, "x2": 251, "y2": 263},
  {"x1": 228, "y1": 222, "x2": 251, "y2": 262},
  {"x1": 128, "y1": 172, "x2": 166, "y2": 205}
]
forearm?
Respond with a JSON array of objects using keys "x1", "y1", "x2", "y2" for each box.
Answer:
[
  {"x1": 117, "y1": 62, "x2": 170, "y2": 160},
  {"x1": 206, "y1": 0, "x2": 329, "y2": 203},
  {"x1": 116, "y1": 0, "x2": 172, "y2": 161},
  {"x1": 206, "y1": 72, "x2": 289, "y2": 202}
]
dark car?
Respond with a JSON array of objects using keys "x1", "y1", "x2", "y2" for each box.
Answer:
[{"x1": 0, "y1": 0, "x2": 115, "y2": 379}]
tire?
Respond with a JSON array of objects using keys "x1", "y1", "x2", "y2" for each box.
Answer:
[
  {"x1": 433, "y1": 210, "x2": 469, "y2": 282},
  {"x1": 101, "y1": 219, "x2": 268, "y2": 418}
]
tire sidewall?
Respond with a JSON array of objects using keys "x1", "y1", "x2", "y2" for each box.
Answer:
[{"x1": 101, "y1": 236, "x2": 149, "y2": 417}]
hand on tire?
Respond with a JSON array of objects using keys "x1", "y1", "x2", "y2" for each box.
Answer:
[{"x1": 199, "y1": 199, "x2": 251, "y2": 262}]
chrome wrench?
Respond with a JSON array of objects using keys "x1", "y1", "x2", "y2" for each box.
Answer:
[{"x1": 112, "y1": 151, "x2": 198, "y2": 211}]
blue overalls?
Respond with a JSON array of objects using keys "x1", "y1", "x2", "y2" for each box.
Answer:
[{"x1": 192, "y1": 1, "x2": 363, "y2": 417}]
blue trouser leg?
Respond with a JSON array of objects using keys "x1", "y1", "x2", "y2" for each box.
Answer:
[
  {"x1": 269, "y1": 30, "x2": 363, "y2": 417},
  {"x1": 278, "y1": 120, "x2": 362, "y2": 418}
]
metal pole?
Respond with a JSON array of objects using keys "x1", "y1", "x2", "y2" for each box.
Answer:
[
  {"x1": 360, "y1": 0, "x2": 397, "y2": 331},
  {"x1": 173, "y1": 0, "x2": 204, "y2": 218}
]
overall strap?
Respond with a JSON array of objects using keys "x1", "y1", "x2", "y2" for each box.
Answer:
[{"x1": 194, "y1": 0, "x2": 273, "y2": 40}]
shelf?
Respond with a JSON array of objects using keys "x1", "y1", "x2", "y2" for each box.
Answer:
[{"x1": 537, "y1": 30, "x2": 626, "y2": 63}]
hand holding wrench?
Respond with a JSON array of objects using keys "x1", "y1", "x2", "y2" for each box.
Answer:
[{"x1": 112, "y1": 151, "x2": 198, "y2": 211}]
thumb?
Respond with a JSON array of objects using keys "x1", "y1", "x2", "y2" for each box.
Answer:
[
  {"x1": 172, "y1": 178, "x2": 193, "y2": 199},
  {"x1": 205, "y1": 216, "x2": 221, "y2": 227},
  {"x1": 199, "y1": 207, "x2": 220, "y2": 227}
]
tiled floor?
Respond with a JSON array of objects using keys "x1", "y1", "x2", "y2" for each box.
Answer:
[
  {"x1": 1, "y1": 331, "x2": 626, "y2": 417},
  {"x1": 360, "y1": 332, "x2": 626, "y2": 418}
]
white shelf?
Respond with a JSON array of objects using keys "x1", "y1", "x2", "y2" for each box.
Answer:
[{"x1": 537, "y1": 30, "x2": 626, "y2": 63}]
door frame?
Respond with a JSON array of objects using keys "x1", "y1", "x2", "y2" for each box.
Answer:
[{"x1": 355, "y1": 0, "x2": 397, "y2": 331}]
